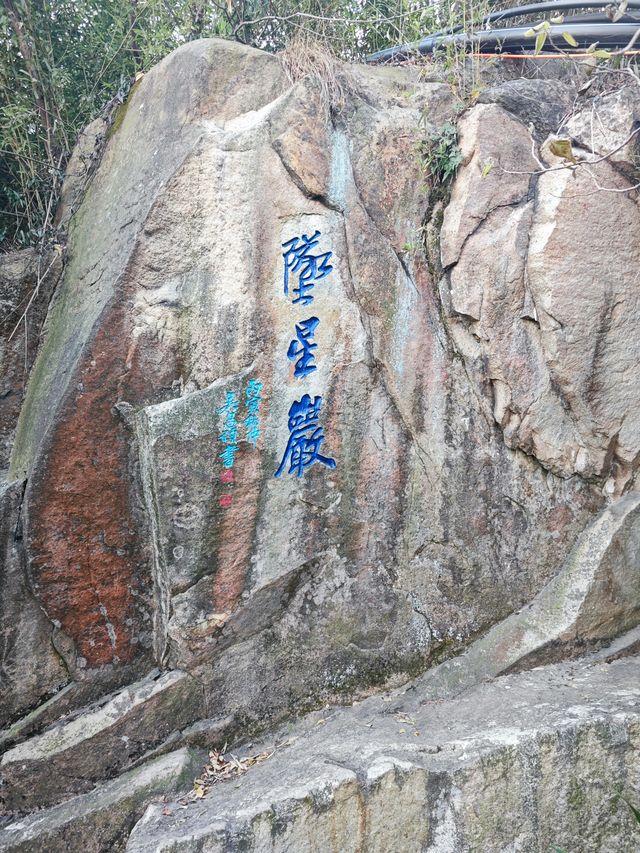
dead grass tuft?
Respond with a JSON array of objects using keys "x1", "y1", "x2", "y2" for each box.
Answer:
[{"x1": 279, "y1": 35, "x2": 355, "y2": 111}]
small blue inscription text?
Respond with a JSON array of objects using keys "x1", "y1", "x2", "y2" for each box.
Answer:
[
  {"x1": 244, "y1": 379, "x2": 263, "y2": 447},
  {"x1": 217, "y1": 391, "x2": 239, "y2": 469}
]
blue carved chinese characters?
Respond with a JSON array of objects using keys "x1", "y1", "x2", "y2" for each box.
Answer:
[
  {"x1": 217, "y1": 391, "x2": 239, "y2": 469},
  {"x1": 287, "y1": 317, "x2": 319, "y2": 378},
  {"x1": 274, "y1": 394, "x2": 336, "y2": 478},
  {"x1": 276, "y1": 228, "x2": 336, "y2": 478},
  {"x1": 244, "y1": 379, "x2": 262, "y2": 447},
  {"x1": 282, "y1": 230, "x2": 333, "y2": 305}
]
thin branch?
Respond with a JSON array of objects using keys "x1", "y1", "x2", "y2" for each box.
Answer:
[
  {"x1": 232, "y1": 6, "x2": 434, "y2": 40},
  {"x1": 528, "y1": 123, "x2": 546, "y2": 170},
  {"x1": 8, "y1": 151, "x2": 64, "y2": 344},
  {"x1": 7, "y1": 252, "x2": 58, "y2": 342},
  {"x1": 500, "y1": 124, "x2": 640, "y2": 177},
  {"x1": 580, "y1": 164, "x2": 640, "y2": 193}
]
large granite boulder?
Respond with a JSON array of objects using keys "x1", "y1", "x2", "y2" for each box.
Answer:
[
  {"x1": 1, "y1": 35, "x2": 640, "y2": 850},
  {"x1": 5, "y1": 39, "x2": 634, "y2": 737}
]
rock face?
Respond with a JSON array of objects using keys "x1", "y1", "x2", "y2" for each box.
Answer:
[
  {"x1": 4, "y1": 38, "x2": 612, "y2": 734},
  {"x1": 0, "y1": 479, "x2": 70, "y2": 726},
  {"x1": 0, "y1": 247, "x2": 76, "y2": 726},
  {"x1": 2, "y1": 37, "x2": 640, "y2": 847},
  {"x1": 413, "y1": 492, "x2": 640, "y2": 701},
  {"x1": 442, "y1": 89, "x2": 640, "y2": 495}
]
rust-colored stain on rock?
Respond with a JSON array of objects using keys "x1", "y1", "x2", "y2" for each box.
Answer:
[
  {"x1": 29, "y1": 311, "x2": 142, "y2": 666},
  {"x1": 28, "y1": 295, "x2": 176, "y2": 668},
  {"x1": 213, "y1": 442, "x2": 263, "y2": 615}
]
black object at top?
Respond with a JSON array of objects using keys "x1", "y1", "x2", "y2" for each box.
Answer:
[{"x1": 366, "y1": 0, "x2": 640, "y2": 61}]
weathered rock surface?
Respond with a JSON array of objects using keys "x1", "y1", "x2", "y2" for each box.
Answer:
[
  {"x1": 412, "y1": 492, "x2": 640, "y2": 700},
  {"x1": 126, "y1": 656, "x2": 640, "y2": 853},
  {"x1": 565, "y1": 84, "x2": 640, "y2": 177},
  {"x1": 54, "y1": 115, "x2": 109, "y2": 232},
  {"x1": 0, "y1": 479, "x2": 70, "y2": 729},
  {"x1": 1, "y1": 670, "x2": 204, "y2": 812},
  {"x1": 0, "y1": 746, "x2": 202, "y2": 852},
  {"x1": 5, "y1": 38, "x2": 611, "y2": 738},
  {"x1": 0, "y1": 249, "x2": 66, "y2": 721},
  {"x1": 477, "y1": 77, "x2": 573, "y2": 138},
  {"x1": 441, "y1": 78, "x2": 640, "y2": 494},
  {"x1": 2, "y1": 41, "x2": 640, "y2": 838}
]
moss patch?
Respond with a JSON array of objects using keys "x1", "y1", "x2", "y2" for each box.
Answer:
[{"x1": 107, "y1": 78, "x2": 143, "y2": 141}]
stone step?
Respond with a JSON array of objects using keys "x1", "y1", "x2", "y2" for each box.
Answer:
[
  {"x1": 125, "y1": 656, "x2": 640, "y2": 853},
  {"x1": 0, "y1": 670, "x2": 205, "y2": 813},
  {"x1": 0, "y1": 747, "x2": 202, "y2": 852}
]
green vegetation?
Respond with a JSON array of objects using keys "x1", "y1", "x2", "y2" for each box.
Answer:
[
  {"x1": 418, "y1": 120, "x2": 463, "y2": 185},
  {"x1": 0, "y1": 0, "x2": 448, "y2": 249},
  {"x1": 623, "y1": 796, "x2": 640, "y2": 826}
]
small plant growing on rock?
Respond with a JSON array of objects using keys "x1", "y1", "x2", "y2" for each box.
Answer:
[{"x1": 418, "y1": 120, "x2": 463, "y2": 185}]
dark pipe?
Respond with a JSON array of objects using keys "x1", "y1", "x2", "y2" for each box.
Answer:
[
  {"x1": 417, "y1": 22, "x2": 640, "y2": 55},
  {"x1": 482, "y1": 0, "x2": 640, "y2": 26},
  {"x1": 367, "y1": 2, "x2": 640, "y2": 62},
  {"x1": 563, "y1": 12, "x2": 640, "y2": 23},
  {"x1": 372, "y1": 0, "x2": 640, "y2": 47}
]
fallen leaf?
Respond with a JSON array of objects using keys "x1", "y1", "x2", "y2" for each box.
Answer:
[
  {"x1": 481, "y1": 160, "x2": 494, "y2": 177},
  {"x1": 549, "y1": 138, "x2": 577, "y2": 163}
]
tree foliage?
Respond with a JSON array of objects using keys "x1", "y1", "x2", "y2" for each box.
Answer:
[{"x1": 0, "y1": 0, "x2": 442, "y2": 249}]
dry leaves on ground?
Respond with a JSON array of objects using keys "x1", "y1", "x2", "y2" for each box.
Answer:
[{"x1": 182, "y1": 748, "x2": 273, "y2": 803}]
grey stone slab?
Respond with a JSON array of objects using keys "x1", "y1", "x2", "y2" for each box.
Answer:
[
  {"x1": 0, "y1": 747, "x2": 203, "y2": 852},
  {"x1": 1, "y1": 670, "x2": 205, "y2": 812},
  {"x1": 126, "y1": 657, "x2": 640, "y2": 853}
]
